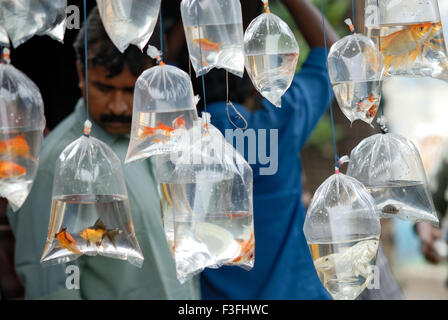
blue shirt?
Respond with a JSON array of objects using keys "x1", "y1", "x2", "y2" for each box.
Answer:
[{"x1": 200, "y1": 48, "x2": 333, "y2": 300}]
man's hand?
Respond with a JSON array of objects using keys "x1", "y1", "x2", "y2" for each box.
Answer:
[{"x1": 415, "y1": 222, "x2": 442, "y2": 264}]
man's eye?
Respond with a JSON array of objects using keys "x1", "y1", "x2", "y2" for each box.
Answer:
[{"x1": 95, "y1": 84, "x2": 113, "y2": 92}]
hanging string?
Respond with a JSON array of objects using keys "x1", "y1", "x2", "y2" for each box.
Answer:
[
  {"x1": 195, "y1": 0, "x2": 208, "y2": 118},
  {"x1": 351, "y1": 0, "x2": 355, "y2": 27},
  {"x1": 159, "y1": 4, "x2": 164, "y2": 59},
  {"x1": 225, "y1": 71, "x2": 248, "y2": 130},
  {"x1": 321, "y1": 0, "x2": 340, "y2": 170},
  {"x1": 376, "y1": 0, "x2": 384, "y2": 118},
  {"x1": 83, "y1": 0, "x2": 89, "y2": 121}
]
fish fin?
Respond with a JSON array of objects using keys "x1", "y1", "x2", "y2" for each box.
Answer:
[
  {"x1": 93, "y1": 218, "x2": 106, "y2": 230},
  {"x1": 106, "y1": 229, "x2": 120, "y2": 249}
]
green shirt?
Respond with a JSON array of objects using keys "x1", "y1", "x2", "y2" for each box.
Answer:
[{"x1": 7, "y1": 100, "x2": 200, "y2": 300}]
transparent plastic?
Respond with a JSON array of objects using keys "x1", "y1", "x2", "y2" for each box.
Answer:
[
  {"x1": 244, "y1": 0, "x2": 299, "y2": 108},
  {"x1": 328, "y1": 19, "x2": 384, "y2": 125},
  {"x1": 0, "y1": 26, "x2": 8, "y2": 47},
  {"x1": 304, "y1": 160, "x2": 381, "y2": 300},
  {"x1": 181, "y1": 0, "x2": 245, "y2": 77},
  {"x1": 346, "y1": 131, "x2": 439, "y2": 226},
  {"x1": 154, "y1": 115, "x2": 254, "y2": 284},
  {"x1": 41, "y1": 121, "x2": 144, "y2": 267},
  {"x1": 0, "y1": 0, "x2": 67, "y2": 48},
  {"x1": 96, "y1": 0, "x2": 161, "y2": 53},
  {"x1": 125, "y1": 48, "x2": 199, "y2": 164},
  {"x1": 0, "y1": 55, "x2": 46, "y2": 212},
  {"x1": 364, "y1": 0, "x2": 448, "y2": 81}
]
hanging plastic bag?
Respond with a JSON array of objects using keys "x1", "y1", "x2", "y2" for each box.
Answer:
[
  {"x1": 40, "y1": 121, "x2": 144, "y2": 267},
  {"x1": 0, "y1": 49, "x2": 46, "y2": 211},
  {"x1": 364, "y1": 0, "x2": 448, "y2": 81},
  {"x1": 154, "y1": 114, "x2": 254, "y2": 284},
  {"x1": 96, "y1": 0, "x2": 161, "y2": 53},
  {"x1": 303, "y1": 157, "x2": 381, "y2": 300},
  {"x1": 180, "y1": 0, "x2": 245, "y2": 77},
  {"x1": 0, "y1": 0, "x2": 67, "y2": 48},
  {"x1": 328, "y1": 19, "x2": 384, "y2": 125},
  {"x1": 346, "y1": 119, "x2": 439, "y2": 226},
  {"x1": 244, "y1": 0, "x2": 300, "y2": 108},
  {"x1": 125, "y1": 47, "x2": 199, "y2": 164}
]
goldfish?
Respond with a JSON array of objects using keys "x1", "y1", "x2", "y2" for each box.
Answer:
[
  {"x1": 172, "y1": 116, "x2": 186, "y2": 129},
  {"x1": 0, "y1": 160, "x2": 26, "y2": 179},
  {"x1": 233, "y1": 232, "x2": 255, "y2": 263},
  {"x1": 193, "y1": 38, "x2": 223, "y2": 53},
  {"x1": 55, "y1": 227, "x2": 81, "y2": 254},
  {"x1": 140, "y1": 121, "x2": 174, "y2": 139},
  {"x1": 356, "y1": 93, "x2": 378, "y2": 119},
  {"x1": 0, "y1": 134, "x2": 32, "y2": 159},
  {"x1": 80, "y1": 218, "x2": 121, "y2": 249}
]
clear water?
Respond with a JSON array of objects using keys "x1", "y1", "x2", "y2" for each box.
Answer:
[
  {"x1": 245, "y1": 53, "x2": 299, "y2": 108},
  {"x1": 332, "y1": 80, "x2": 382, "y2": 125},
  {"x1": 366, "y1": 180, "x2": 438, "y2": 225},
  {"x1": 40, "y1": 194, "x2": 143, "y2": 267},
  {"x1": 309, "y1": 236, "x2": 379, "y2": 300},
  {"x1": 126, "y1": 109, "x2": 198, "y2": 163},
  {"x1": 158, "y1": 181, "x2": 254, "y2": 283},
  {"x1": 0, "y1": 129, "x2": 42, "y2": 211},
  {"x1": 366, "y1": 21, "x2": 448, "y2": 79},
  {"x1": 184, "y1": 24, "x2": 245, "y2": 77}
]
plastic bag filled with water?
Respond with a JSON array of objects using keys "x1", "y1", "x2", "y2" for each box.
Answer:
[
  {"x1": 154, "y1": 114, "x2": 254, "y2": 284},
  {"x1": 0, "y1": 0, "x2": 67, "y2": 48},
  {"x1": 0, "y1": 50, "x2": 46, "y2": 212},
  {"x1": 365, "y1": 0, "x2": 448, "y2": 81},
  {"x1": 303, "y1": 158, "x2": 381, "y2": 300},
  {"x1": 125, "y1": 48, "x2": 199, "y2": 164},
  {"x1": 346, "y1": 126, "x2": 439, "y2": 226},
  {"x1": 328, "y1": 19, "x2": 384, "y2": 125},
  {"x1": 97, "y1": 0, "x2": 161, "y2": 53},
  {"x1": 40, "y1": 121, "x2": 144, "y2": 267},
  {"x1": 181, "y1": 0, "x2": 245, "y2": 77},
  {"x1": 244, "y1": 0, "x2": 299, "y2": 108}
]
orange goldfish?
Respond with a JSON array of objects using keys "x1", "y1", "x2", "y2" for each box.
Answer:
[
  {"x1": 0, "y1": 134, "x2": 32, "y2": 159},
  {"x1": 193, "y1": 38, "x2": 223, "y2": 53},
  {"x1": 0, "y1": 160, "x2": 26, "y2": 179},
  {"x1": 80, "y1": 218, "x2": 120, "y2": 248},
  {"x1": 365, "y1": 105, "x2": 378, "y2": 119},
  {"x1": 55, "y1": 227, "x2": 81, "y2": 254},
  {"x1": 233, "y1": 232, "x2": 255, "y2": 263},
  {"x1": 140, "y1": 121, "x2": 175, "y2": 139},
  {"x1": 172, "y1": 116, "x2": 186, "y2": 129},
  {"x1": 356, "y1": 94, "x2": 376, "y2": 111}
]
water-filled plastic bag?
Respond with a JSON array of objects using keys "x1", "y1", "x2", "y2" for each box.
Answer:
[
  {"x1": 97, "y1": 0, "x2": 161, "y2": 53},
  {"x1": 40, "y1": 121, "x2": 144, "y2": 267},
  {"x1": 346, "y1": 130, "x2": 439, "y2": 226},
  {"x1": 154, "y1": 114, "x2": 254, "y2": 283},
  {"x1": 244, "y1": 0, "x2": 299, "y2": 108},
  {"x1": 181, "y1": 0, "x2": 245, "y2": 77},
  {"x1": 125, "y1": 48, "x2": 199, "y2": 164},
  {"x1": 0, "y1": 0, "x2": 67, "y2": 48},
  {"x1": 364, "y1": 0, "x2": 448, "y2": 81},
  {"x1": 328, "y1": 19, "x2": 384, "y2": 125},
  {"x1": 0, "y1": 51, "x2": 45, "y2": 211},
  {"x1": 304, "y1": 160, "x2": 381, "y2": 300}
]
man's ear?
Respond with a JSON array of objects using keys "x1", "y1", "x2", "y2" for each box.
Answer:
[{"x1": 76, "y1": 60, "x2": 85, "y2": 89}]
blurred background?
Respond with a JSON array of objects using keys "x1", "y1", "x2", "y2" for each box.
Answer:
[{"x1": 1, "y1": 0, "x2": 447, "y2": 299}]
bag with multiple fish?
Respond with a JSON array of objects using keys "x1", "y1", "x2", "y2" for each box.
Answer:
[
  {"x1": 40, "y1": 121, "x2": 144, "y2": 267},
  {"x1": 346, "y1": 119, "x2": 439, "y2": 226},
  {"x1": 0, "y1": 49, "x2": 46, "y2": 212},
  {"x1": 303, "y1": 157, "x2": 381, "y2": 300},
  {"x1": 364, "y1": 0, "x2": 448, "y2": 81},
  {"x1": 125, "y1": 47, "x2": 199, "y2": 164},
  {"x1": 328, "y1": 19, "x2": 384, "y2": 126},
  {"x1": 96, "y1": 0, "x2": 161, "y2": 53},
  {"x1": 154, "y1": 114, "x2": 254, "y2": 284},
  {"x1": 244, "y1": 0, "x2": 300, "y2": 108},
  {"x1": 0, "y1": 0, "x2": 67, "y2": 48},
  {"x1": 180, "y1": 0, "x2": 245, "y2": 77}
]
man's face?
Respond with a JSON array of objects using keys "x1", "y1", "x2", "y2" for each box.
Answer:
[{"x1": 77, "y1": 61, "x2": 149, "y2": 136}]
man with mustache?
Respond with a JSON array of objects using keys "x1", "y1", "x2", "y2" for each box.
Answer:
[{"x1": 7, "y1": 7, "x2": 199, "y2": 300}]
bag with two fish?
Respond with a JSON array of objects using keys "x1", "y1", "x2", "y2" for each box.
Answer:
[
  {"x1": 364, "y1": 0, "x2": 448, "y2": 81},
  {"x1": 154, "y1": 114, "x2": 254, "y2": 284},
  {"x1": 303, "y1": 157, "x2": 381, "y2": 300},
  {"x1": 346, "y1": 119, "x2": 439, "y2": 226},
  {"x1": 244, "y1": 0, "x2": 300, "y2": 108},
  {"x1": 41, "y1": 121, "x2": 144, "y2": 267},
  {"x1": 0, "y1": 0, "x2": 67, "y2": 48},
  {"x1": 125, "y1": 47, "x2": 199, "y2": 164},
  {"x1": 328, "y1": 19, "x2": 384, "y2": 125},
  {"x1": 96, "y1": 0, "x2": 161, "y2": 53},
  {"x1": 0, "y1": 49, "x2": 46, "y2": 211},
  {"x1": 181, "y1": 0, "x2": 245, "y2": 77}
]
